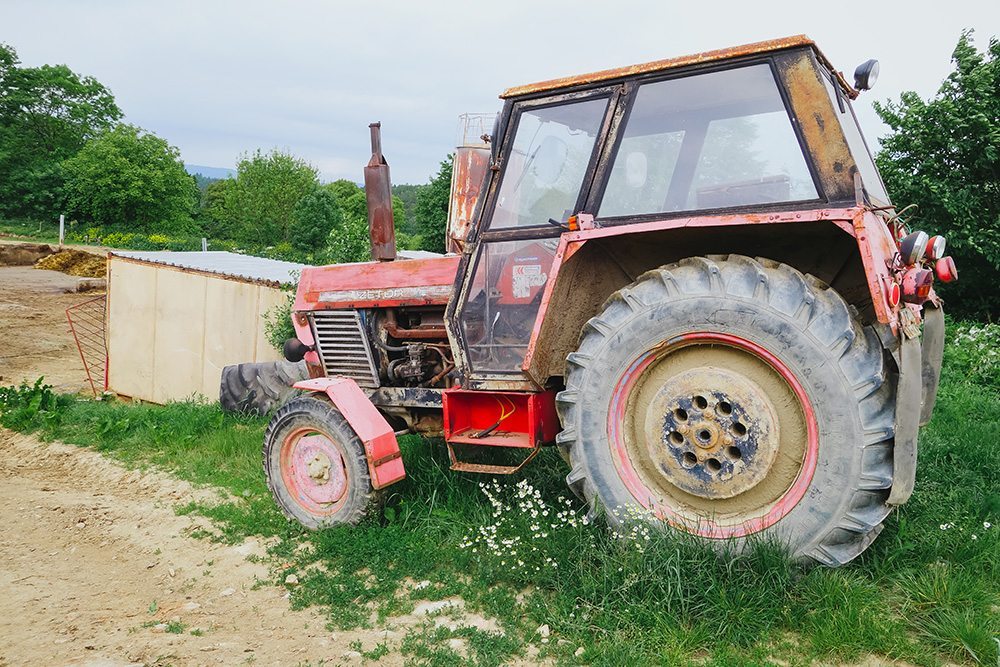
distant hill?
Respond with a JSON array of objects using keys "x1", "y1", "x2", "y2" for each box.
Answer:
[{"x1": 185, "y1": 164, "x2": 236, "y2": 180}]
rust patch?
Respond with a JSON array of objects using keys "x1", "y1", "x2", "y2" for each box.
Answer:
[
  {"x1": 447, "y1": 147, "x2": 490, "y2": 253},
  {"x1": 501, "y1": 35, "x2": 845, "y2": 98},
  {"x1": 776, "y1": 51, "x2": 858, "y2": 204}
]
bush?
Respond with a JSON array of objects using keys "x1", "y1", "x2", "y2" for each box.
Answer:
[
  {"x1": 0, "y1": 378, "x2": 63, "y2": 429},
  {"x1": 263, "y1": 285, "x2": 297, "y2": 352},
  {"x1": 943, "y1": 320, "x2": 1000, "y2": 390}
]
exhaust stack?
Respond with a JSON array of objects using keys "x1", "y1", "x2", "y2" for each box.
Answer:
[{"x1": 364, "y1": 122, "x2": 396, "y2": 262}]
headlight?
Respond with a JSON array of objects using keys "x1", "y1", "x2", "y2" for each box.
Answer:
[
  {"x1": 854, "y1": 59, "x2": 880, "y2": 91},
  {"x1": 899, "y1": 230, "x2": 929, "y2": 265}
]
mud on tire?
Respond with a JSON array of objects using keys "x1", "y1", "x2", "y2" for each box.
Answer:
[
  {"x1": 219, "y1": 360, "x2": 308, "y2": 416},
  {"x1": 556, "y1": 255, "x2": 896, "y2": 566},
  {"x1": 263, "y1": 396, "x2": 379, "y2": 529}
]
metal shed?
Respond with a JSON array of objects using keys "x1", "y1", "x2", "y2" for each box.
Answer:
[{"x1": 106, "y1": 251, "x2": 304, "y2": 404}]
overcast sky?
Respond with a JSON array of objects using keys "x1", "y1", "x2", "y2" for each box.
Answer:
[{"x1": 5, "y1": 0, "x2": 998, "y2": 184}]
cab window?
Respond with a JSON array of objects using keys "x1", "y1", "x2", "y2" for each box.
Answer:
[
  {"x1": 490, "y1": 97, "x2": 608, "y2": 228},
  {"x1": 599, "y1": 64, "x2": 818, "y2": 217}
]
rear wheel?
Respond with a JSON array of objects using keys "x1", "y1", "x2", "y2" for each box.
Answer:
[
  {"x1": 220, "y1": 360, "x2": 308, "y2": 416},
  {"x1": 263, "y1": 396, "x2": 378, "y2": 528},
  {"x1": 557, "y1": 255, "x2": 896, "y2": 566}
]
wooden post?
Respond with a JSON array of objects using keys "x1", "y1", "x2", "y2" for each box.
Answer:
[
  {"x1": 201, "y1": 238, "x2": 208, "y2": 251},
  {"x1": 59, "y1": 214, "x2": 65, "y2": 248}
]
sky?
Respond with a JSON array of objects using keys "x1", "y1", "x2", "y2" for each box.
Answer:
[{"x1": 5, "y1": 0, "x2": 998, "y2": 184}]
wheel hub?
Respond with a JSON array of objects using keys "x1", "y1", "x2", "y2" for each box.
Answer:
[
  {"x1": 641, "y1": 367, "x2": 780, "y2": 500},
  {"x1": 286, "y1": 434, "x2": 348, "y2": 505}
]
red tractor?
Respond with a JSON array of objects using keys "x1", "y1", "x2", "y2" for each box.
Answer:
[{"x1": 235, "y1": 36, "x2": 957, "y2": 566}]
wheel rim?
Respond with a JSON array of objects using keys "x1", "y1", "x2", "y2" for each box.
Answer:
[
  {"x1": 607, "y1": 332, "x2": 818, "y2": 538},
  {"x1": 279, "y1": 427, "x2": 349, "y2": 517}
]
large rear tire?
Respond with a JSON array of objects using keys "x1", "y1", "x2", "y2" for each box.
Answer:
[
  {"x1": 219, "y1": 360, "x2": 308, "y2": 416},
  {"x1": 263, "y1": 395, "x2": 379, "y2": 529},
  {"x1": 557, "y1": 255, "x2": 896, "y2": 566}
]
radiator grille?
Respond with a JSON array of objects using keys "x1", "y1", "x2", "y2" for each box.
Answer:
[{"x1": 309, "y1": 310, "x2": 380, "y2": 388}]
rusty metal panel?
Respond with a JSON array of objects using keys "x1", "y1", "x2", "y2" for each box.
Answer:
[
  {"x1": 774, "y1": 50, "x2": 858, "y2": 204},
  {"x1": 447, "y1": 146, "x2": 490, "y2": 253},
  {"x1": 364, "y1": 122, "x2": 397, "y2": 262},
  {"x1": 294, "y1": 255, "x2": 461, "y2": 310},
  {"x1": 502, "y1": 35, "x2": 827, "y2": 98}
]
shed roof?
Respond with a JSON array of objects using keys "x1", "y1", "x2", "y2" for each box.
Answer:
[{"x1": 109, "y1": 251, "x2": 305, "y2": 287}]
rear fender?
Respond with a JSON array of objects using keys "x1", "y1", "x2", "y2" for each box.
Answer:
[
  {"x1": 293, "y1": 377, "x2": 405, "y2": 489},
  {"x1": 523, "y1": 209, "x2": 879, "y2": 385}
]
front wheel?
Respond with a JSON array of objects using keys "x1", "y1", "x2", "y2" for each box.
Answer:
[
  {"x1": 263, "y1": 396, "x2": 379, "y2": 529},
  {"x1": 557, "y1": 255, "x2": 896, "y2": 566}
]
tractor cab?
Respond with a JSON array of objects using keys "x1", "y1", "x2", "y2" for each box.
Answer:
[{"x1": 448, "y1": 35, "x2": 891, "y2": 389}]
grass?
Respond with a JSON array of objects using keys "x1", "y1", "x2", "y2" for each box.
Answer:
[
  {"x1": 2, "y1": 324, "x2": 998, "y2": 666},
  {"x1": 0, "y1": 217, "x2": 63, "y2": 243}
]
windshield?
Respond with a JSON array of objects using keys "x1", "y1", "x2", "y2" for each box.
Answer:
[
  {"x1": 599, "y1": 64, "x2": 818, "y2": 217},
  {"x1": 490, "y1": 97, "x2": 608, "y2": 228}
]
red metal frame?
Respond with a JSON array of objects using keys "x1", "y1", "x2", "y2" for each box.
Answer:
[
  {"x1": 293, "y1": 377, "x2": 405, "y2": 489},
  {"x1": 66, "y1": 295, "x2": 108, "y2": 397},
  {"x1": 443, "y1": 388, "x2": 559, "y2": 448}
]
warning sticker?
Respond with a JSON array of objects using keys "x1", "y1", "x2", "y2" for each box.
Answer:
[{"x1": 511, "y1": 264, "x2": 547, "y2": 298}]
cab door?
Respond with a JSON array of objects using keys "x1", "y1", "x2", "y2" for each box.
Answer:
[{"x1": 449, "y1": 87, "x2": 622, "y2": 388}]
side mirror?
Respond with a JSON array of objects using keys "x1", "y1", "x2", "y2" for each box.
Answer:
[{"x1": 854, "y1": 59, "x2": 880, "y2": 91}]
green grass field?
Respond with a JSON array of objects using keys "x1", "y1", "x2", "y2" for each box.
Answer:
[{"x1": 1, "y1": 322, "x2": 997, "y2": 666}]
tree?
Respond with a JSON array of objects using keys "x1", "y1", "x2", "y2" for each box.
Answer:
[
  {"x1": 415, "y1": 156, "x2": 453, "y2": 253},
  {"x1": 322, "y1": 180, "x2": 411, "y2": 250},
  {"x1": 199, "y1": 178, "x2": 234, "y2": 239},
  {"x1": 326, "y1": 179, "x2": 363, "y2": 203},
  {"x1": 290, "y1": 187, "x2": 343, "y2": 253},
  {"x1": 392, "y1": 183, "x2": 423, "y2": 233},
  {"x1": 875, "y1": 31, "x2": 1000, "y2": 319},
  {"x1": 324, "y1": 214, "x2": 371, "y2": 264},
  {"x1": 225, "y1": 149, "x2": 318, "y2": 246},
  {"x1": 0, "y1": 43, "x2": 122, "y2": 219},
  {"x1": 61, "y1": 124, "x2": 198, "y2": 232}
]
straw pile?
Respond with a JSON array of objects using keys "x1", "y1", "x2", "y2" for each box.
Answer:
[{"x1": 35, "y1": 250, "x2": 107, "y2": 278}]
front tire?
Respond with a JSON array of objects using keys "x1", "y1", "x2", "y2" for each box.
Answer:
[
  {"x1": 557, "y1": 255, "x2": 896, "y2": 566},
  {"x1": 263, "y1": 396, "x2": 379, "y2": 529}
]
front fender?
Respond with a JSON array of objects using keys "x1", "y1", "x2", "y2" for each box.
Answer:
[{"x1": 293, "y1": 377, "x2": 405, "y2": 489}]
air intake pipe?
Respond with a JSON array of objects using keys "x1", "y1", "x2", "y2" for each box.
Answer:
[{"x1": 364, "y1": 122, "x2": 396, "y2": 262}]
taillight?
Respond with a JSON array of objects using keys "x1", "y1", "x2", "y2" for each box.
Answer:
[
  {"x1": 935, "y1": 256, "x2": 958, "y2": 283},
  {"x1": 899, "y1": 231, "x2": 929, "y2": 265},
  {"x1": 888, "y1": 282, "x2": 901, "y2": 308},
  {"x1": 901, "y1": 267, "x2": 934, "y2": 303},
  {"x1": 925, "y1": 235, "x2": 946, "y2": 260}
]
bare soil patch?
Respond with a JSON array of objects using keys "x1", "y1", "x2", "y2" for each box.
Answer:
[
  {"x1": 0, "y1": 242, "x2": 55, "y2": 266},
  {"x1": 0, "y1": 266, "x2": 94, "y2": 394},
  {"x1": 0, "y1": 430, "x2": 405, "y2": 666}
]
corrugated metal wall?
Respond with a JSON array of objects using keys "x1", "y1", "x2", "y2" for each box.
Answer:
[{"x1": 107, "y1": 257, "x2": 284, "y2": 403}]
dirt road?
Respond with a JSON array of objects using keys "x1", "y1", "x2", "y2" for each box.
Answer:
[
  {"x1": 0, "y1": 430, "x2": 403, "y2": 666},
  {"x1": 0, "y1": 266, "x2": 93, "y2": 394}
]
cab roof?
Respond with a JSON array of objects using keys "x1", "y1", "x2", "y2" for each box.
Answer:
[{"x1": 500, "y1": 34, "x2": 855, "y2": 99}]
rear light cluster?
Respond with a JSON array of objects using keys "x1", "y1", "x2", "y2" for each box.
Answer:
[{"x1": 892, "y1": 230, "x2": 957, "y2": 306}]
